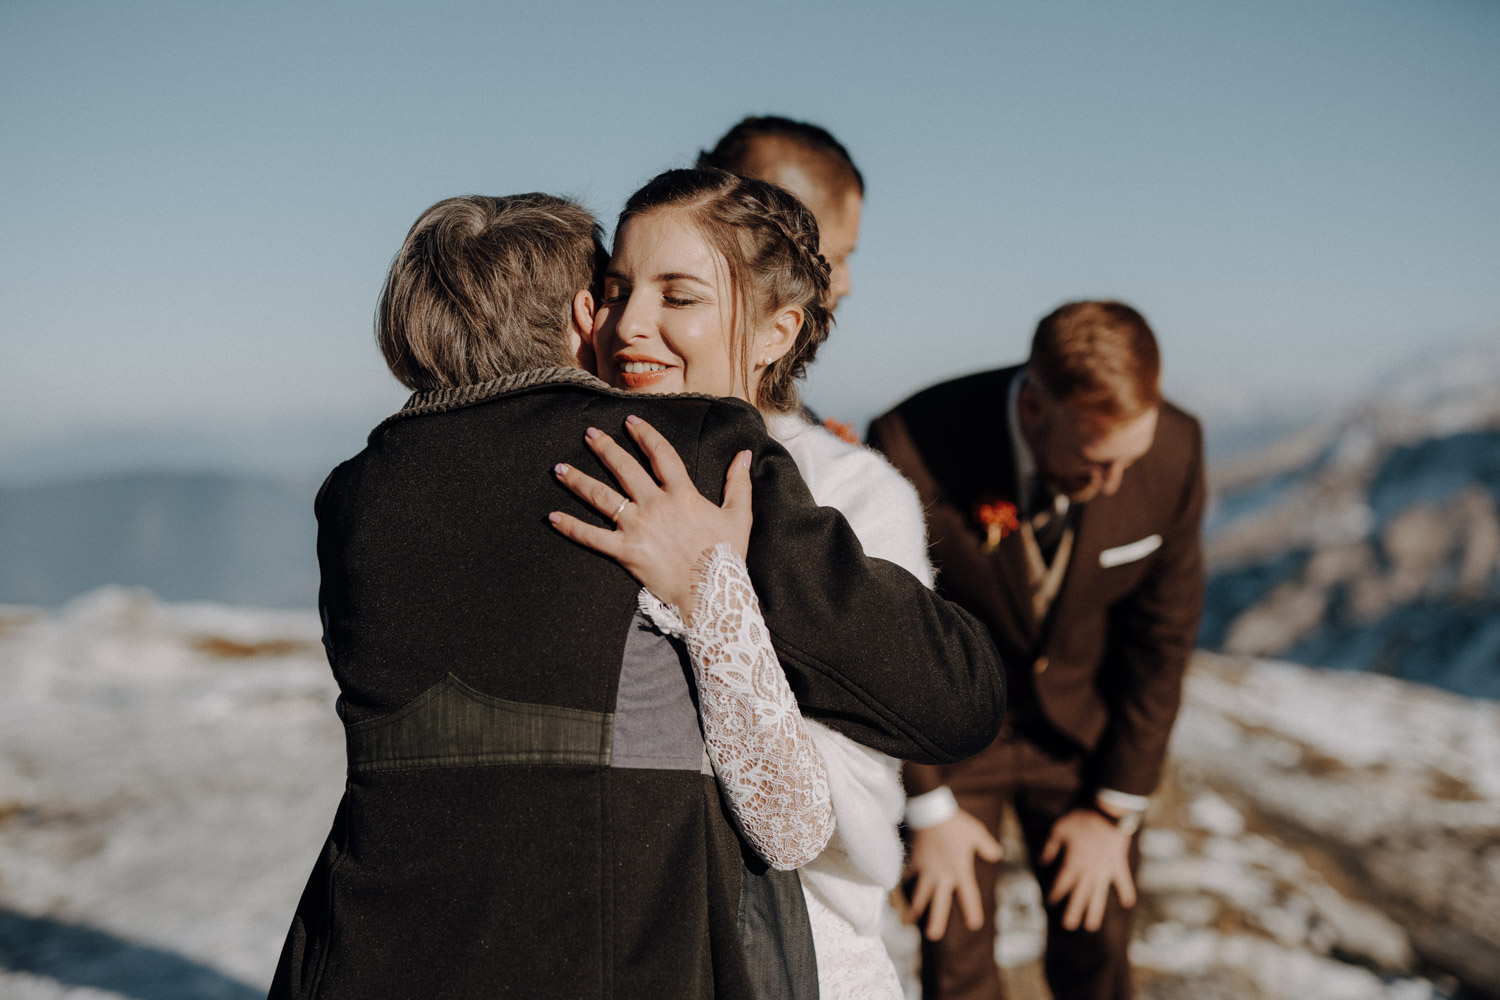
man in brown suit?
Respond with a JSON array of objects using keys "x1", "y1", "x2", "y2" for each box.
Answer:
[{"x1": 868, "y1": 301, "x2": 1206, "y2": 1000}]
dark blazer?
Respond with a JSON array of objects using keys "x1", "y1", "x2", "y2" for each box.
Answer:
[
  {"x1": 270, "y1": 368, "x2": 1005, "y2": 1000},
  {"x1": 869, "y1": 365, "x2": 1205, "y2": 798}
]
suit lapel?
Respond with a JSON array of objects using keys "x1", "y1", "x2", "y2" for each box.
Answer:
[
  {"x1": 980, "y1": 407, "x2": 1040, "y2": 647},
  {"x1": 891, "y1": 365, "x2": 1040, "y2": 652}
]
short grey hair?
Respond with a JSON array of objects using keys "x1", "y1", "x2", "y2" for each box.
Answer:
[{"x1": 377, "y1": 194, "x2": 607, "y2": 390}]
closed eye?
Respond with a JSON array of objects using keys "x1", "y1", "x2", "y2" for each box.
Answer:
[{"x1": 656, "y1": 272, "x2": 713, "y2": 307}]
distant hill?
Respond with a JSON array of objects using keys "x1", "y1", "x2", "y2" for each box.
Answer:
[
  {"x1": 0, "y1": 472, "x2": 320, "y2": 608},
  {"x1": 1201, "y1": 338, "x2": 1500, "y2": 699}
]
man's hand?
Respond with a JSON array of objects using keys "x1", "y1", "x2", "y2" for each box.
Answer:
[
  {"x1": 1039, "y1": 808, "x2": 1137, "y2": 933},
  {"x1": 905, "y1": 809, "x2": 1004, "y2": 941}
]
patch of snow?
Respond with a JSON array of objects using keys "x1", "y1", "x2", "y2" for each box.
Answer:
[
  {"x1": 1139, "y1": 854, "x2": 1275, "y2": 912},
  {"x1": 1139, "y1": 828, "x2": 1187, "y2": 861},
  {"x1": 1172, "y1": 653, "x2": 1500, "y2": 989},
  {"x1": 1187, "y1": 792, "x2": 1245, "y2": 837},
  {"x1": 0, "y1": 971, "x2": 124, "y2": 1000},
  {"x1": 0, "y1": 589, "x2": 342, "y2": 996},
  {"x1": 1135, "y1": 926, "x2": 1434, "y2": 1000},
  {"x1": 993, "y1": 868, "x2": 1046, "y2": 969}
]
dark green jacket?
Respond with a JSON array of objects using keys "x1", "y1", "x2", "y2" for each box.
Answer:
[{"x1": 270, "y1": 369, "x2": 1004, "y2": 1000}]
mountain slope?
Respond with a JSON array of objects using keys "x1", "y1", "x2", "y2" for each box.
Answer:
[{"x1": 1202, "y1": 338, "x2": 1500, "y2": 698}]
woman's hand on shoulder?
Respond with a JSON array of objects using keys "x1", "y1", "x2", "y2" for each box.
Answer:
[{"x1": 548, "y1": 415, "x2": 752, "y2": 622}]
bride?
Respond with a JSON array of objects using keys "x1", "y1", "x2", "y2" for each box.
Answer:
[{"x1": 550, "y1": 167, "x2": 933, "y2": 999}]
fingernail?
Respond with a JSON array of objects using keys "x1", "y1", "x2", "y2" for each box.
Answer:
[
  {"x1": 554, "y1": 463, "x2": 569, "y2": 475},
  {"x1": 548, "y1": 512, "x2": 562, "y2": 524},
  {"x1": 625, "y1": 414, "x2": 642, "y2": 426},
  {"x1": 585, "y1": 427, "x2": 601, "y2": 440},
  {"x1": 737, "y1": 450, "x2": 751, "y2": 469}
]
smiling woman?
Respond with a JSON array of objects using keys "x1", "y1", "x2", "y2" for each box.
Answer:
[
  {"x1": 559, "y1": 166, "x2": 936, "y2": 1000},
  {"x1": 593, "y1": 167, "x2": 833, "y2": 412},
  {"x1": 596, "y1": 210, "x2": 745, "y2": 395}
]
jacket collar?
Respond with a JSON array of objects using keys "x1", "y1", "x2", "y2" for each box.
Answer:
[
  {"x1": 370, "y1": 366, "x2": 734, "y2": 439},
  {"x1": 394, "y1": 366, "x2": 607, "y2": 423}
]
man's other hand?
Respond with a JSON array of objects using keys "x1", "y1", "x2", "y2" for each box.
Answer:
[
  {"x1": 905, "y1": 809, "x2": 1004, "y2": 941},
  {"x1": 1039, "y1": 808, "x2": 1137, "y2": 932}
]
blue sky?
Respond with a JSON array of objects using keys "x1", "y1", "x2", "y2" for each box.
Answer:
[{"x1": 2, "y1": 0, "x2": 1497, "y2": 477}]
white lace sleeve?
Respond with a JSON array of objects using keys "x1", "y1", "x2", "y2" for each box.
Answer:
[{"x1": 639, "y1": 543, "x2": 835, "y2": 870}]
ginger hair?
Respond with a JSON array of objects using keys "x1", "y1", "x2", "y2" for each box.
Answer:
[{"x1": 1028, "y1": 301, "x2": 1162, "y2": 423}]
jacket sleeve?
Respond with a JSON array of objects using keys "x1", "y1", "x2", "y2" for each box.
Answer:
[
  {"x1": 865, "y1": 412, "x2": 964, "y2": 799},
  {"x1": 900, "y1": 761, "x2": 950, "y2": 798},
  {"x1": 637, "y1": 549, "x2": 834, "y2": 871},
  {"x1": 691, "y1": 400, "x2": 1006, "y2": 766},
  {"x1": 1090, "y1": 420, "x2": 1207, "y2": 795}
]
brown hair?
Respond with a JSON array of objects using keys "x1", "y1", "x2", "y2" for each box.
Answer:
[
  {"x1": 1028, "y1": 301, "x2": 1162, "y2": 422},
  {"x1": 377, "y1": 194, "x2": 607, "y2": 391},
  {"x1": 699, "y1": 115, "x2": 864, "y2": 198},
  {"x1": 617, "y1": 168, "x2": 832, "y2": 414}
]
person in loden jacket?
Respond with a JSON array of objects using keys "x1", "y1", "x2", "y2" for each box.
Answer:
[{"x1": 269, "y1": 193, "x2": 1005, "y2": 1000}]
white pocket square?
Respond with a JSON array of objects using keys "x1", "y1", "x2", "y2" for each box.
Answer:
[{"x1": 1099, "y1": 534, "x2": 1162, "y2": 568}]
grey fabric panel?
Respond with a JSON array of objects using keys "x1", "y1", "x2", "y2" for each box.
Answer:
[
  {"x1": 610, "y1": 610, "x2": 707, "y2": 771},
  {"x1": 738, "y1": 865, "x2": 820, "y2": 1000},
  {"x1": 345, "y1": 673, "x2": 612, "y2": 774}
]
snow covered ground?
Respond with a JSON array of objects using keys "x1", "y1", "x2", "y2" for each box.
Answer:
[
  {"x1": 1, "y1": 593, "x2": 1496, "y2": 998},
  {"x1": 0, "y1": 589, "x2": 342, "y2": 998},
  {"x1": 1155, "y1": 653, "x2": 1500, "y2": 998},
  {"x1": 976, "y1": 650, "x2": 1500, "y2": 1000}
]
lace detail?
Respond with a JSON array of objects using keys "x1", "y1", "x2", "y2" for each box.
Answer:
[
  {"x1": 802, "y1": 871, "x2": 905, "y2": 999},
  {"x1": 638, "y1": 544, "x2": 834, "y2": 870}
]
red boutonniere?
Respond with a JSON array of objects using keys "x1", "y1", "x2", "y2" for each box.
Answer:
[
  {"x1": 821, "y1": 416, "x2": 860, "y2": 446},
  {"x1": 973, "y1": 498, "x2": 1019, "y2": 554}
]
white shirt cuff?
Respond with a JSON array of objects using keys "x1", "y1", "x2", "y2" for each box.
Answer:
[
  {"x1": 904, "y1": 786, "x2": 960, "y2": 829},
  {"x1": 1096, "y1": 788, "x2": 1150, "y2": 814}
]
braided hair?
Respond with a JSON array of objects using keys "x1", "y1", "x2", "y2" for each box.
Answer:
[{"x1": 617, "y1": 167, "x2": 833, "y2": 414}]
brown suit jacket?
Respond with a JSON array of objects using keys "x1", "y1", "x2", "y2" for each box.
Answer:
[{"x1": 869, "y1": 365, "x2": 1205, "y2": 797}]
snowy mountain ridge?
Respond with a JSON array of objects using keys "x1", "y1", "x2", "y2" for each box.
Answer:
[{"x1": 1201, "y1": 336, "x2": 1500, "y2": 698}]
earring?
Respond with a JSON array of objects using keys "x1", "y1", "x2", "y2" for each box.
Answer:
[{"x1": 763, "y1": 356, "x2": 774, "y2": 366}]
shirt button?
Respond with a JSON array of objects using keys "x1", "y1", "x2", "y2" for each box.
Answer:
[{"x1": 1033, "y1": 656, "x2": 1049, "y2": 676}]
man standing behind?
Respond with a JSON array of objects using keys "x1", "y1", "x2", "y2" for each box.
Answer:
[
  {"x1": 699, "y1": 115, "x2": 863, "y2": 312},
  {"x1": 868, "y1": 302, "x2": 1206, "y2": 1000}
]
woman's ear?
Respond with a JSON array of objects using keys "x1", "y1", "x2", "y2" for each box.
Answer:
[
  {"x1": 760, "y1": 304, "x2": 803, "y2": 366},
  {"x1": 570, "y1": 289, "x2": 597, "y2": 372}
]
